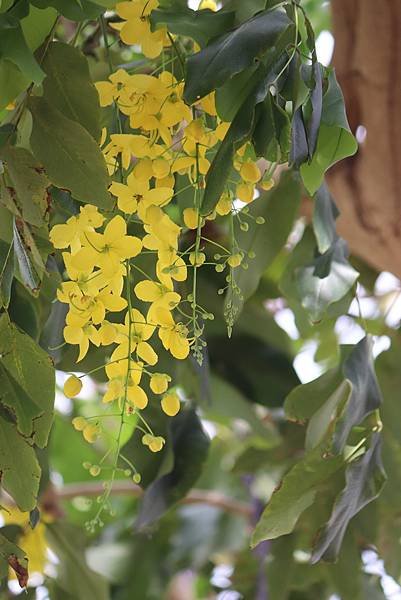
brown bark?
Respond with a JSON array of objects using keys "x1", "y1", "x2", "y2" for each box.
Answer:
[{"x1": 328, "y1": 0, "x2": 401, "y2": 278}]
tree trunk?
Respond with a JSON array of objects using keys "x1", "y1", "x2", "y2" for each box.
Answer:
[{"x1": 329, "y1": 0, "x2": 401, "y2": 278}]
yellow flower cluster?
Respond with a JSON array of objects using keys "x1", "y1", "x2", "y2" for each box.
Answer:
[{"x1": 53, "y1": 0, "x2": 276, "y2": 473}]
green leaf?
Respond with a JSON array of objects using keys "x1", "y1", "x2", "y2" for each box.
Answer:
[
  {"x1": 305, "y1": 380, "x2": 351, "y2": 451},
  {"x1": 0, "y1": 414, "x2": 41, "y2": 511},
  {"x1": 0, "y1": 312, "x2": 55, "y2": 447},
  {"x1": 0, "y1": 5, "x2": 56, "y2": 111},
  {"x1": 42, "y1": 42, "x2": 101, "y2": 141},
  {"x1": 312, "y1": 433, "x2": 386, "y2": 562},
  {"x1": 183, "y1": 8, "x2": 293, "y2": 104},
  {"x1": 0, "y1": 531, "x2": 28, "y2": 587},
  {"x1": 0, "y1": 145, "x2": 49, "y2": 227},
  {"x1": 285, "y1": 366, "x2": 343, "y2": 422},
  {"x1": 29, "y1": 97, "x2": 111, "y2": 208},
  {"x1": 312, "y1": 183, "x2": 339, "y2": 254},
  {"x1": 0, "y1": 16, "x2": 44, "y2": 85},
  {"x1": 13, "y1": 219, "x2": 41, "y2": 293},
  {"x1": 333, "y1": 336, "x2": 383, "y2": 453},
  {"x1": 201, "y1": 60, "x2": 286, "y2": 215},
  {"x1": 251, "y1": 442, "x2": 344, "y2": 546},
  {"x1": 136, "y1": 409, "x2": 210, "y2": 528},
  {"x1": 150, "y1": 8, "x2": 235, "y2": 48},
  {"x1": 215, "y1": 66, "x2": 258, "y2": 122},
  {"x1": 46, "y1": 522, "x2": 109, "y2": 600},
  {"x1": 300, "y1": 69, "x2": 358, "y2": 194},
  {"x1": 289, "y1": 106, "x2": 308, "y2": 167},
  {"x1": 227, "y1": 171, "x2": 301, "y2": 318},
  {"x1": 30, "y1": 0, "x2": 107, "y2": 21},
  {"x1": 0, "y1": 239, "x2": 14, "y2": 308}
]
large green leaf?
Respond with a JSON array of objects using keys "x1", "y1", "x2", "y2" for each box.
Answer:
[
  {"x1": 184, "y1": 8, "x2": 293, "y2": 104},
  {"x1": 151, "y1": 7, "x2": 235, "y2": 48},
  {"x1": 29, "y1": 97, "x2": 111, "y2": 208},
  {"x1": 0, "y1": 313, "x2": 54, "y2": 447},
  {"x1": 136, "y1": 409, "x2": 210, "y2": 528},
  {"x1": 0, "y1": 415, "x2": 41, "y2": 511},
  {"x1": 42, "y1": 42, "x2": 101, "y2": 141},
  {"x1": 251, "y1": 442, "x2": 344, "y2": 546},
  {"x1": 0, "y1": 239, "x2": 14, "y2": 308},
  {"x1": 300, "y1": 69, "x2": 358, "y2": 194},
  {"x1": 0, "y1": 15, "x2": 44, "y2": 85},
  {"x1": 0, "y1": 145, "x2": 49, "y2": 227},
  {"x1": 227, "y1": 171, "x2": 301, "y2": 319},
  {"x1": 313, "y1": 433, "x2": 386, "y2": 563}
]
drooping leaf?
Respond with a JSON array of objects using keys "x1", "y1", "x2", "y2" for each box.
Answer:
[
  {"x1": 150, "y1": 7, "x2": 235, "y2": 48},
  {"x1": 0, "y1": 239, "x2": 14, "y2": 308},
  {"x1": 215, "y1": 66, "x2": 258, "y2": 122},
  {"x1": 312, "y1": 183, "x2": 339, "y2": 254},
  {"x1": 13, "y1": 219, "x2": 41, "y2": 293},
  {"x1": 251, "y1": 442, "x2": 344, "y2": 546},
  {"x1": 136, "y1": 409, "x2": 210, "y2": 528},
  {"x1": 29, "y1": 97, "x2": 111, "y2": 208},
  {"x1": 285, "y1": 365, "x2": 343, "y2": 422},
  {"x1": 42, "y1": 42, "x2": 101, "y2": 141},
  {"x1": 184, "y1": 8, "x2": 293, "y2": 104},
  {"x1": 306, "y1": 60, "x2": 323, "y2": 157},
  {"x1": 300, "y1": 69, "x2": 358, "y2": 194},
  {"x1": 312, "y1": 433, "x2": 386, "y2": 562},
  {"x1": 226, "y1": 171, "x2": 301, "y2": 319},
  {"x1": 0, "y1": 145, "x2": 49, "y2": 227},
  {"x1": 0, "y1": 313, "x2": 54, "y2": 447},
  {"x1": 0, "y1": 15, "x2": 44, "y2": 85},
  {"x1": 333, "y1": 336, "x2": 383, "y2": 453},
  {"x1": 201, "y1": 59, "x2": 287, "y2": 215},
  {"x1": 289, "y1": 106, "x2": 308, "y2": 167},
  {"x1": 0, "y1": 414, "x2": 41, "y2": 511}
]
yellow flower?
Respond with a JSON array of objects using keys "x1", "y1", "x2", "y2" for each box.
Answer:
[
  {"x1": 63, "y1": 375, "x2": 82, "y2": 398},
  {"x1": 50, "y1": 205, "x2": 104, "y2": 253},
  {"x1": 240, "y1": 160, "x2": 261, "y2": 184},
  {"x1": 72, "y1": 215, "x2": 142, "y2": 276},
  {"x1": 216, "y1": 192, "x2": 232, "y2": 216},
  {"x1": 63, "y1": 313, "x2": 101, "y2": 362},
  {"x1": 236, "y1": 182, "x2": 255, "y2": 203},
  {"x1": 227, "y1": 253, "x2": 243, "y2": 268},
  {"x1": 261, "y1": 177, "x2": 275, "y2": 191},
  {"x1": 112, "y1": 308, "x2": 158, "y2": 365},
  {"x1": 161, "y1": 391, "x2": 180, "y2": 416},
  {"x1": 114, "y1": 0, "x2": 168, "y2": 59},
  {"x1": 150, "y1": 307, "x2": 190, "y2": 359},
  {"x1": 142, "y1": 433, "x2": 165, "y2": 452},
  {"x1": 150, "y1": 372, "x2": 171, "y2": 394},
  {"x1": 83, "y1": 423, "x2": 101, "y2": 443},
  {"x1": 134, "y1": 279, "x2": 180, "y2": 312},
  {"x1": 183, "y1": 207, "x2": 200, "y2": 230}
]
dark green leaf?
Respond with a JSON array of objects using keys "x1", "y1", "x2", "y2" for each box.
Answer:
[
  {"x1": 136, "y1": 409, "x2": 210, "y2": 528},
  {"x1": 215, "y1": 66, "x2": 258, "y2": 122},
  {"x1": 184, "y1": 8, "x2": 293, "y2": 104},
  {"x1": 312, "y1": 433, "x2": 386, "y2": 562},
  {"x1": 289, "y1": 106, "x2": 308, "y2": 167},
  {"x1": 1, "y1": 145, "x2": 49, "y2": 227},
  {"x1": 30, "y1": 0, "x2": 107, "y2": 21},
  {"x1": 0, "y1": 239, "x2": 14, "y2": 308},
  {"x1": 0, "y1": 15, "x2": 44, "y2": 84},
  {"x1": 300, "y1": 69, "x2": 358, "y2": 194},
  {"x1": 42, "y1": 42, "x2": 101, "y2": 141},
  {"x1": 0, "y1": 414, "x2": 41, "y2": 511},
  {"x1": 29, "y1": 97, "x2": 111, "y2": 208},
  {"x1": 312, "y1": 183, "x2": 339, "y2": 253},
  {"x1": 251, "y1": 442, "x2": 344, "y2": 546},
  {"x1": 0, "y1": 312, "x2": 55, "y2": 448},
  {"x1": 150, "y1": 8, "x2": 235, "y2": 48},
  {"x1": 227, "y1": 171, "x2": 301, "y2": 319},
  {"x1": 306, "y1": 61, "x2": 323, "y2": 157},
  {"x1": 13, "y1": 219, "x2": 41, "y2": 293},
  {"x1": 334, "y1": 336, "x2": 383, "y2": 453}
]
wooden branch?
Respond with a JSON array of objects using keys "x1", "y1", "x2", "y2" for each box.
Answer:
[{"x1": 54, "y1": 480, "x2": 253, "y2": 518}]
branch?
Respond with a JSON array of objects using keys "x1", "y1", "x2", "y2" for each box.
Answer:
[{"x1": 54, "y1": 481, "x2": 252, "y2": 518}]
